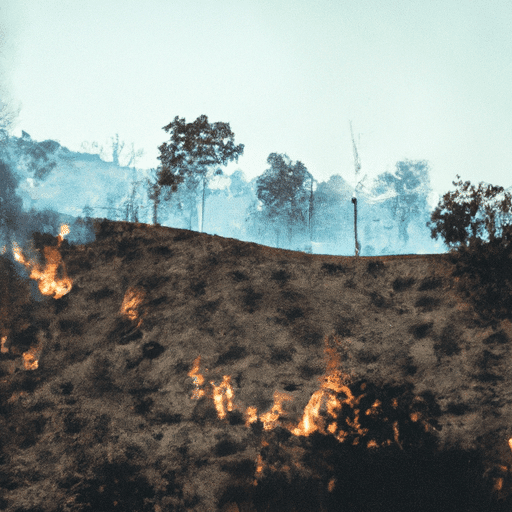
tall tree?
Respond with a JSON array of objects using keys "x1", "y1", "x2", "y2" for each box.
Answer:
[
  {"x1": 373, "y1": 160, "x2": 432, "y2": 245},
  {"x1": 255, "y1": 153, "x2": 312, "y2": 247},
  {"x1": 157, "y1": 115, "x2": 244, "y2": 232}
]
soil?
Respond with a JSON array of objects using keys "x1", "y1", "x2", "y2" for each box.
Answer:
[{"x1": 1, "y1": 219, "x2": 512, "y2": 511}]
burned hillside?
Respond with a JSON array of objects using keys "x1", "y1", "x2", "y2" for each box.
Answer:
[{"x1": 1, "y1": 219, "x2": 512, "y2": 511}]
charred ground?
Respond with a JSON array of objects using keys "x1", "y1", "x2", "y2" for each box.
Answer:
[{"x1": 1, "y1": 219, "x2": 512, "y2": 511}]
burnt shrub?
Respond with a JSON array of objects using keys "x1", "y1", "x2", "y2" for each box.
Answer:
[
  {"x1": 215, "y1": 438, "x2": 242, "y2": 457},
  {"x1": 74, "y1": 461, "x2": 154, "y2": 512},
  {"x1": 152, "y1": 412, "x2": 182, "y2": 425},
  {"x1": 173, "y1": 230, "x2": 194, "y2": 241},
  {"x1": 216, "y1": 345, "x2": 247, "y2": 365},
  {"x1": 190, "y1": 280, "x2": 206, "y2": 297},
  {"x1": 270, "y1": 347, "x2": 294, "y2": 365},
  {"x1": 60, "y1": 381, "x2": 74, "y2": 395},
  {"x1": 195, "y1": 299, "x2": 220, "y2": 319},
  {"x1": 418, "y1": 277, "x2": 443, "y2": 291},
  {"x1": 88, "y1": 287, "x2": 115, "y2": 302},
  {"x1": 410, "y1": 322, "x2": 434, "y2": 339},
  {"x1": 367, "y1": 260, "x2": 385, "y2": 275},
  {"x1": 147, "y1": 245, "x2": 173, "y2": 257},
  {"x1": 392, "y1": 277, "x2": 416, "y2": 291},
  {"x1": 10, "y1": 324, "x2": 39, "y2": 352},
  {"x1": 64, "y1": 412, "x2": 83, "y2": 434},
  {"x1": 297, "y1": 327, "x2": 323, "y2": 348},
  {"x1": 58, "y1": 318, "x2": 84, "y2": 335},
  {"x1": 321, "y1": 263, "x2": 345, "y2": 275},
  {"x1": 446, "y1": 402, "x2": 471, "y2": 415},
  {"x1": 283, "y1": 307, "x2": 304, "y2": 322},
  {"x1": 110, "y1": 318, "x2": 143, "y2": 345},
  {"x1": 434, "y1": 325, "x2": 462, "y2": 358},
  {"x1": 299, "y1": 364, "x2": 322, "y2": 380},
  {"x1": 334, "y1": 317, "x2": 354, "y2": 337},
  {"x1": 231, "y1": 270, "x2": 248, "y2": 282},
  {"x1": 483, "y1": 330, "x2": 509, "y2": 346},
  {"x1": 369, "y1": 292, "x2": 390, "y2": 308},
  {"x1": 270, "y1": 269, "x2": 291, "y2": 284},
  {"x1": 415, "y1": 296, "x2": 441, "y2": 312},
  {"x1": 242, "y1": 287, "x2": 263, "y2": 313},
  {"x1": 142, "y1": 341, "x2": 165, "y2": 360}
]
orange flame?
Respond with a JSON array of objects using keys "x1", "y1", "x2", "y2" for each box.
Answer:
[
  {"x1": 245, "y1": 406, "x2": 258, "y2": 427},
  {"x1": 120, "y1": 287, "x2": 146, "y2": 326},
  {"x1": 211, "y1": 375, "x2": 236, "y2": 420},
  {"x1": 259, "y1": 391, "x2": 293, "y2": 431},
  {"x1": 12, "y1": 224, "x2": 72, "y2": 299},
  {"x1": 188, "y1": 355, "x2": 206, "y2": 399},
  {"x1": 0, "y1": 336, "x2": 8, "y2": 354},
  {"x1": 22, "y1": 343, "x2": 42, "y2": 370}
]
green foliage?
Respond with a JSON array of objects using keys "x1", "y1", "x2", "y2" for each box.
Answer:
[
  {"x1": 429, "y1": 176, "x2": 512, "y2": 250},
  {"x1": 254, "y1": 153, "x2": 313, "y2": 246},
  {"x1": 157, "y1": 115, "x2": 244, "y2": 230},
  {"x1": 157, "y1": 115, "x2": 243, "y2": 192}
]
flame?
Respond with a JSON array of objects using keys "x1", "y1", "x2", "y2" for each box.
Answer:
[
  {"x1": 211, "y1": 375, "x2": 235, "y2": 420},
  {"x1": 259, "y1": 391, "x2": 293, "y2": 431},
  {"x1": 1, "y1": 336, "x2": 8, "y2": 354},
  {"x1": 245, "y1": 406, "x2": 258, "y2": 427},
  {"x1": 188, "y1": 355, "x2": 206, "y2": 399},
  {"x1": 291, "y1": 339, "x2": 365, "y2": 441},
  {"x1": 508, "y1": 438, "x2": 512, "y2": 452},
  {"x1": 120, "y1": 287, "x2": 146, "y2": 326},
  {"x1": 22, "y1": 342, "x2": 42, "y2": 371},
  {"x1": 12, "y1": 224, "x2": 72, "y2": 299}
]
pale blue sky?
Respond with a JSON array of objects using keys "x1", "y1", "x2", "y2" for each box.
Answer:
[{"x1": 2, "y1": 0, "x2": 512, "y2": 200}]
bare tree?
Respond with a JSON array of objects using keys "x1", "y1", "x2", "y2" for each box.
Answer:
[{"x1": 81, "y1": 133, "x2": 144, "y2": 168}]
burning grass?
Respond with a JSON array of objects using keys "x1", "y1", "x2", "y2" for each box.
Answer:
[{"x1": 2, "y1": 219, "x2": 512, "y2": 511}]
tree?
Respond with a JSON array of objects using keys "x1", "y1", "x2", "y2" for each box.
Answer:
[
  {"x1": 373, "y1": 160, "x2": 432, "y2": 245},
  {"x1": 255, "y1": 153, "x2": 312, "y2": 247},
  {"x1": 157, "y1": 115, "x2": 244, "y2": 232},
  {"x1": 81, "y1": 133, "x2": 144, "y2": 168},
  {"x1": 428, "y1": 176, "x2": 512, "y2": 250}
]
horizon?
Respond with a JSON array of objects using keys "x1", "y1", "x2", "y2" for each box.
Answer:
[{"x1": 1, "y1": 0, "x2": 511, "y2": 202}]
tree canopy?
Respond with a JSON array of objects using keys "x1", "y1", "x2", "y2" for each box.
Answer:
[
  {"x1": 373, "y1": 160, "x2": 432, "y2": 244},
  {"x1": 429, "y1": 176, "x2": 512, "y2": 250},
  {"x1": 157, "y1": 115, "x2": 244, "y2": 231},
  {"x1": 255, "y1": 153, "x2": 312, "y2": 246}
]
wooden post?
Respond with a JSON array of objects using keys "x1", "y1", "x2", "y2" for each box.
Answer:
[{"x1": 352, "y1": 196, "x2": 359, "y2": 257}]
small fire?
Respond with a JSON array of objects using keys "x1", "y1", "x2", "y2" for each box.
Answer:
[
  {"x1": 12, "y1": 224, "x2": 72, "y2": 299},
  {"x1": 1, "y1": 336, "x2": 8, "y2": 354},
  {"x1": 120, "y1": 287, "x2": 146, "y2": 326},
  {"x1": 259, "y1": 391, "x2": 293, "y2": 431},
  {"x1": 211, "y1": 375, "x2": 236, "y2": 420},
  {"x1": 22, "y1": 343, "x2": 42, "y2": 370},
  {"x1": 188, "y1": 355, "x2": 206, "y2": 399}
]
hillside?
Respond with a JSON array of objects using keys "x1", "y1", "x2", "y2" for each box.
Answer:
[{"x1": 1, "y1": 219, "x2": 512, "y2": 512}]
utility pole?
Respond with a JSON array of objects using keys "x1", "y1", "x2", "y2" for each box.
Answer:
[
  {"x1": 308, "y1": 176, "x2": 315, "y2": 243},
  {"x1": 350, "y1": 121, "x2": 361, "y2": 257}
]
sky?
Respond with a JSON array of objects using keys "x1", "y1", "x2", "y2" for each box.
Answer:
[{"x1": 1, "y1": 0, "x2": 512, "y2": 203}]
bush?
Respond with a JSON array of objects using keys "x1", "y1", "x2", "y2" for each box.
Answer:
[{"x1": 428, "y1": 176, "x2": 512, "y2": 250}]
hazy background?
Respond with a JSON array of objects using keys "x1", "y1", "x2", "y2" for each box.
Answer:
[
  {"x1": 0, "y1": 1, "x2": 511, "y2": 256},
  {"x1": 2, "y1": 0, "x2": 512, "y2": 195}
]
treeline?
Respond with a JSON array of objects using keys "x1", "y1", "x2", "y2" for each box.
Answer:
[{"x1": 0, "y1": 118, "x2": 441, "y2": 255}]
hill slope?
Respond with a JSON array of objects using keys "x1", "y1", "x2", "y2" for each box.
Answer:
[{"x1": 1, "y1": 219, "x2": 512, "y2": 511}]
